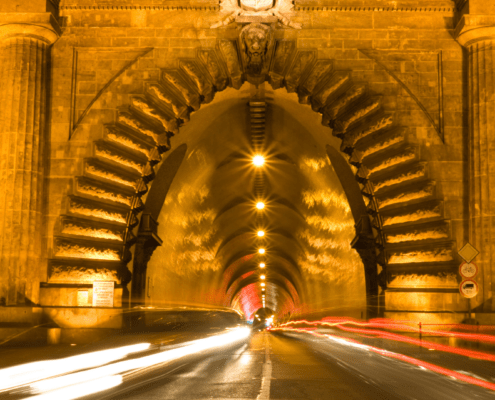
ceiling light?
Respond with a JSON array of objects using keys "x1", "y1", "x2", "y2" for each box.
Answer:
[
  {"x1": 262, "y1": 288, "x2": 265, "y2": 291},
  {"x1": 256, "y1": 202, "x2": 265, "y2": 210},
  {"x1": 260, "y1": 275, "x2": 265, "y2": 280},
  {"x1": 257, "y1": 230, "x2": 265, "y2": 237},
  {"x1": 259, "y1": 263, "x2": 265, "y2": 268},
  {"x1": 258, "y1": 248, "x2": 265, "y2": 254},
  {"x1": 253, "y1": 155, "x2": 265, "y2": 167},
  {"x1": 261, "y1": 282, "x2": 265, "y2": 287}
]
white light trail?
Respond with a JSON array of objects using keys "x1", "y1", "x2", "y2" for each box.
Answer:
[
  {"x1": 0, "y1": 343, "x2": 150, "y2": 392},
  {"x1": 27, "y1": 376, "x2": 123, "y2": 400},
  {"x1": 22, "y1": 327, "x2": 251, "y2": 399}
]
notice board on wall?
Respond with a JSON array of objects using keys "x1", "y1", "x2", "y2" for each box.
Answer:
[{"x1": 92, "y1": 281, "x2": 114, "y2": 307}]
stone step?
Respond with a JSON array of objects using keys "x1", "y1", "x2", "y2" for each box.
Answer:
[
  {"x1": 146, "y1": 81, "x2": 191, "y2": 121},
  {"x1": 58, "y1": 215, "x2": 126, "y2": 243},
  {"x1": 384, "y1": 241, "x2": 456, "y2": 266},
  {"x1": 94, "y1": 140, "x2": 150, "y2": 178},
  {"x1": 375, "y1": 180, "x2": 435, "y2": 210},
  {"x1": 333, "y1": 96, "x2": 383, "y2": 135},
  {"x1": 310, "y1": 70, "x2": 352, "y2": 111},
  {"x1": 179, "y1": 59, "x2": 215, "y2": 103},
  {"x1": 322, "y1": 84, "x2": 368, "y2": 126},
  {"x1": 117, "y1": 108, "x2": 170, "y2": 151},
  {"x1": 75, "y1": 176, "x2": 137, "y2": 209},
  {"x1": 361, "y1": 145, "x2": 418, "y2": 179},
  {"x1": 340, "y1": 113, "x2": 395, "y2": 152},
  {"x1": 284, "y1": 50, "x2": 317, "y2": 93},
  {"x1": 47, "y1": 259, "x2": 124, "y2": 284},
  {"x1": 297, "y1": 59, "x2": 334, "y2": 104},
  {"x1": 130, "y1": 96, "x2": 179, "y2": 135},
  {"x1": 162, "y1": 69, "x2": 202, "y2": 111},
  {"x1": 53, "y1": 237, "x2": 124, "y2": 262},
  {"x1": 104, "y1": 125, "x2": 156, "y2": 160},
  {"x1": 350, "y1": 127, "x2": 406, "y2": 165},
  {"x1": 386, "y1": 266, "x2": 459, "y2": 290},
  {"x1": 84, "y1": 158, "x2": 141, "y2": 192},
  {"x1": 379, "y1": 200, "x2": 444, "y2": 228},
  {"x1": 67, "y1": 195, "x2": 134, "y2": 226},
  {"x1": 371, "y1": 162, "x2": 428, "y2": 194},
  {"x1": 196, "y1": 48, "x2": 230, "y2": 92},
  {"x1": 383, "y1": 220, "x2": 451, "y2": 246}
]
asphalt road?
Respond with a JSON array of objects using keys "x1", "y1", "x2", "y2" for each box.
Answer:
[{"x1": 113, "y1": 330, "x2": 495, "y2": 400}]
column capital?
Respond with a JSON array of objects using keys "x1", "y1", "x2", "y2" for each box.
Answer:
[
  {"x1": 455, "y1": 15, "x2": 495, "y2": 47},
  {"x1": 0, "y1": 13, "x2": 61, "y2": 44}
]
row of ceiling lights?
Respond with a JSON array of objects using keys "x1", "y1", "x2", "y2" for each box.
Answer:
[{"x1": 253, "y1": 155, "x2": 267, "y2": 309}]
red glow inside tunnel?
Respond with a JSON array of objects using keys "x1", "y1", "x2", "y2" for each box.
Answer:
[
  {"x1": 277, "y1": 318, "x2": 495, "y2": 362},
  {"x1": 271, "y1": 326, "x2": 495, "y2": 392},
  {"x1": 238, "y1": 283, "x2": 262, "y2": 319}
]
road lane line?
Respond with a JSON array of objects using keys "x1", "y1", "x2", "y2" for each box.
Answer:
[{"x1": 257, "y1": 333, "x2": 272, "y2": 400}]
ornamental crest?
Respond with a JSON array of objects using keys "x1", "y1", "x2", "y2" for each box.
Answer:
[
  {"x1": 240, "y1": 0, "x2": 274, "y2": 12},
  {"x1": 211, "y1": 0, "x2": 300, "y2": 29}
]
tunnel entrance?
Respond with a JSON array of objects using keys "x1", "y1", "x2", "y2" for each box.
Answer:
[
  {"x1": 45, "y1": 34, "x2": 459, "y2": 329},
  {"x1": 133, "y1": 84, "x2": 370, "y2": 322}
]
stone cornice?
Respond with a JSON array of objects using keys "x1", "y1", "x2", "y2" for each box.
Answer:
[
  {"x1": 58, "y1": 0, "x2": 454, "y2": 12},
  {"x1": 60, "y1": 1, "x2": 219, "y2": 11},
  {"x1": 455, "y1": 15, "x2": 495, "y2": 47},
  {"x1": 0, "y1": 13, "x2": 61, "y2": 44},
  {"x1": 295, "y1": 0, "x2": 455, "y2": 12}
]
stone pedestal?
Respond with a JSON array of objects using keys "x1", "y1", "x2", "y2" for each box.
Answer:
[
  {"x1": 0, "y1": 14, "x2": 59, "y2": 305},
  {"x1": 456, "y1": 15, "x2": 495, "y2": 311}
]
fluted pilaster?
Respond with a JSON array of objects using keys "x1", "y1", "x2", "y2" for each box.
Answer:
[
  {"x1": 0, "y1": 20, "x2": 59, "y2": 305},
  {"x1": 457, "y1": 16, "x2": 495, "y2": 311}
]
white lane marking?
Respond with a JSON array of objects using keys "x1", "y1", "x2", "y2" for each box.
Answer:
[{"x1": 257, "y1": 333, "x2": 272, "y2": 400}]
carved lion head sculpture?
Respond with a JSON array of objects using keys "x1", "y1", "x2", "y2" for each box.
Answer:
[{"x1": 239, "y1": 23, "x2": 274, "y2": 76}]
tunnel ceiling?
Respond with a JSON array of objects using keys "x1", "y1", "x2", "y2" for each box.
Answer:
[{"x1": 145, "y1": 84, "x2": 366, "y2": 319}]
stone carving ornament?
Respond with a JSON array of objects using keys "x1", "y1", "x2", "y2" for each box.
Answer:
[
  {"x1": 240, "y1": 23, "x2": 274, "y2": 77},
  {"x1": 212, "y1": 0, "x2": 301, "y2": 29}
]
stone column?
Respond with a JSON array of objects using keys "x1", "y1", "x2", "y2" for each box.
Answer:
[
  {"x1": 131, "y1": 214, "x2": 162, "y2": 307},
  {"x1": 0, "y1": 16, "x2": 59, "y2": 305},
  {"x1": 456, "y1": 16, "x2": 495, "y2": 311}
]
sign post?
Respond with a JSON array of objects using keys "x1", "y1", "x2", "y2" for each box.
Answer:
[{"x1": 458, "y1": 243, "x2": 480, "y2": 322}]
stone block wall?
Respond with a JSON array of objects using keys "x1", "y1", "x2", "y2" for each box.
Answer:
[{"x1": 1, "y1": 1, "x2": 477, "y2": 322}]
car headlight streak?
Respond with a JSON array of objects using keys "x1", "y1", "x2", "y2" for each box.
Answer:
[
  {"x1": 10, "y1": 328, "x2": 250, "y2": 400},
  {"x1": 0, "y1": 343, "x2": 150, "y2": 393}
]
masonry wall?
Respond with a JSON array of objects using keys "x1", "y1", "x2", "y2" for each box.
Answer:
[{"x1": 39, "y1": 2, "x2": 469, "y2": 315}]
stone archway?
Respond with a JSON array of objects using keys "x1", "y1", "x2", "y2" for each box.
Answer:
[{"x1": 44, "y1": 28, "x2": 461, "y2": 322}]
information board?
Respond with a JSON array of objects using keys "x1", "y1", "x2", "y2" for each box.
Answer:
[{"x1": 92, "y1": 281, "x2": 115, "y2": 307}]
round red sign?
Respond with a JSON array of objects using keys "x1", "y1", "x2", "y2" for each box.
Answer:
[
  {"x1": 459, "y1": 262, "x2": 478, "y2": 279},
  {"x1": 460, "y1": 279, "x2": 479, "y2": 298}
]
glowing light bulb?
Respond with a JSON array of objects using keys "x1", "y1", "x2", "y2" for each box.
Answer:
[
  {"x1": 256, "y1": 202, "x2": 265, "y2": 210},
  {"x1": 257, "y1": 231, "x2": 265, "y2": 237},
  {"x1": 261, "y1": 282, "x2": 265, "y2": 287},
  {"x1": 253, "y1": 155, "x2": 265, "y2": 167},
  {"x1": 262, "y1": 288, "x2": 265, "y2": 291},
  {"x1": 260, "y1": 275, "x2": 265, "y2": 280},
  {"x1": 260, "y1": 263, "x2": 265, "y2": 268},
  {"x1": 258, "y1": 248, "x2": 265, "y2": 254}
]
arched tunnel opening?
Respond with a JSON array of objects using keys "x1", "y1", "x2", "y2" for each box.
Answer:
[{"x1": 136, "y1": 83, "x2": 369, "y2": 322}]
